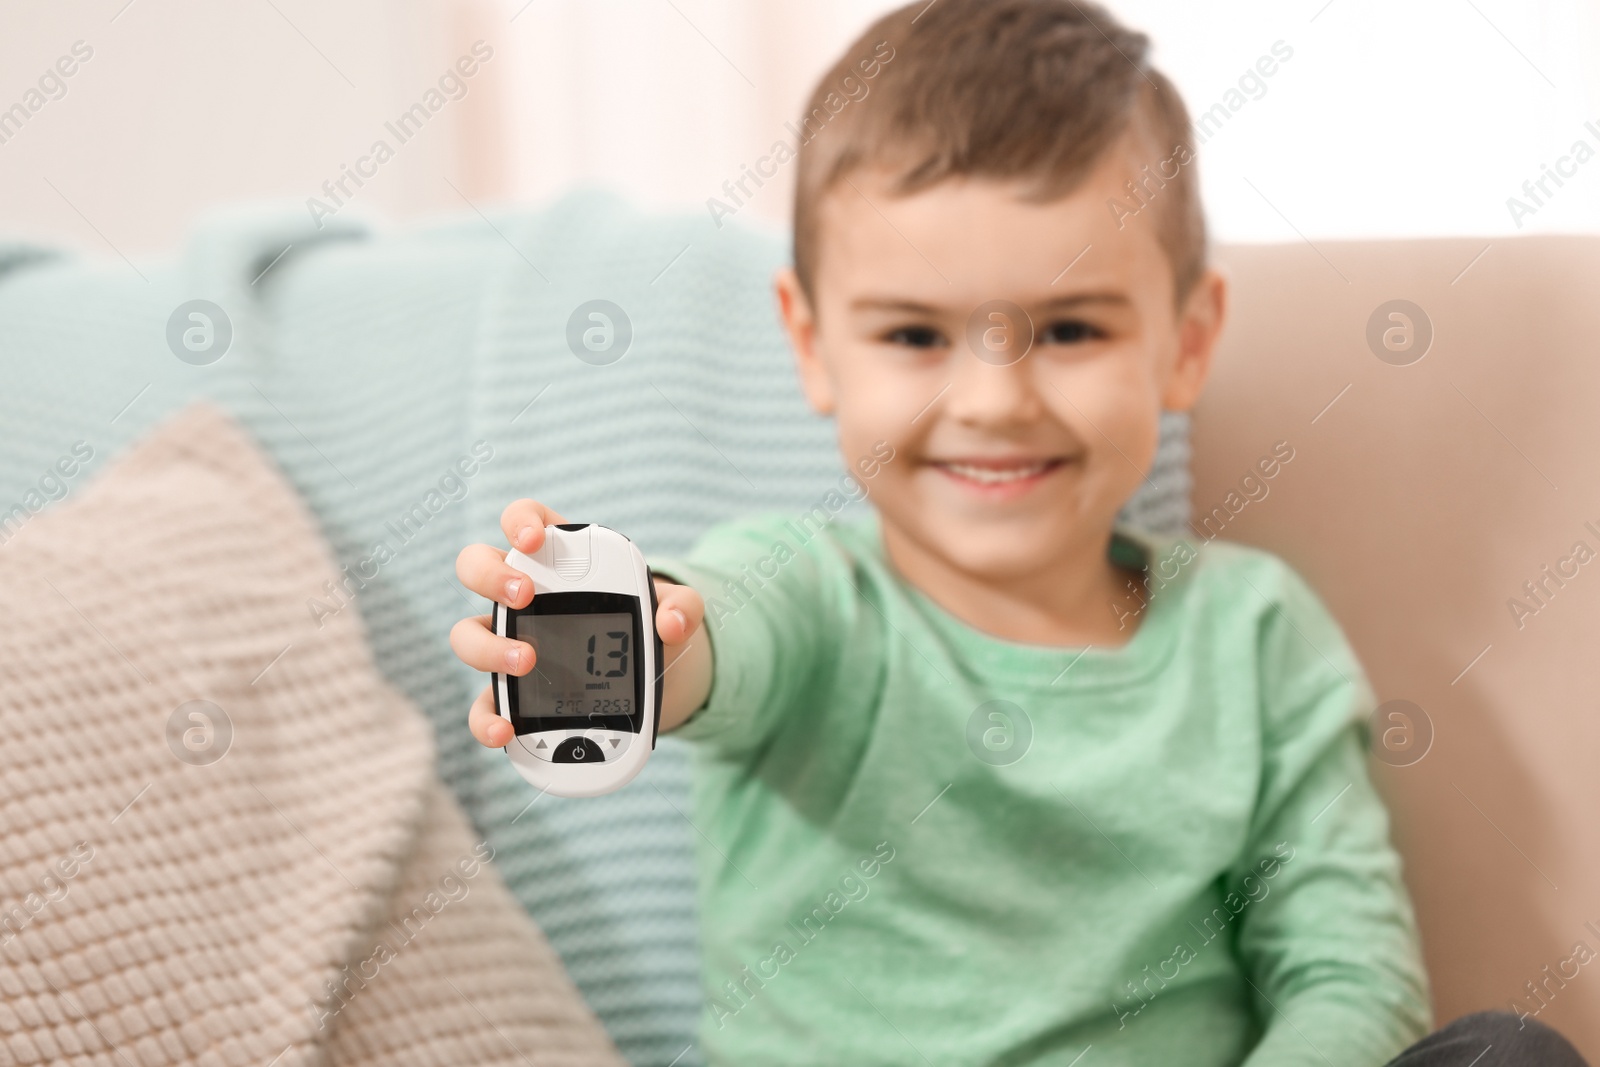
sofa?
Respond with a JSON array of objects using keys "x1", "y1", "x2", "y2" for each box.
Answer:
[{"x1": 2, "y1": 193, "x2": 1594, "y2": 1062}]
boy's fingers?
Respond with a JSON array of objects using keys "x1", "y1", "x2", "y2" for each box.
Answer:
[
  {"x1": 469, "y1": 684, "x2": 514, "y2": 748},
  {"x1": 450, "y1": 615, "x2": 536, "y2": 675},
  {"x1": 499, "y1": 499, "x2": 568, "y2": 555},
  {"x1": 455, "y1": 543, "x2": 533, "y2": 607},
  {"x1": 654, "y1": 580, "x2": 704, "y2": 645}
]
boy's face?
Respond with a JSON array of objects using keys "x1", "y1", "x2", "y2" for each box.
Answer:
[{"x1": 777, "y1": 137, "x2": 1226, "y2": 587}]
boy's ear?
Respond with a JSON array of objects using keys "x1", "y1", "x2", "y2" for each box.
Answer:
[
  {"x1": 1162, "y1": 266, "x2": 1228, "y2": 413},
  {"x1": 774, "y1": 267, "x2": 836, "y2": 416}
]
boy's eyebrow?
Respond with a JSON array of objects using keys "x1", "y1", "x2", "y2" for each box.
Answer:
[
  {"x1": 849, "y1": 292, "x2": 1134, "y2": 314},
  {"x1": 1034, "y1": 292, "x2": 1133, "y2": 311},
  {"x1": 848, "y1": 296, "x2": 945, "y2": 314}
]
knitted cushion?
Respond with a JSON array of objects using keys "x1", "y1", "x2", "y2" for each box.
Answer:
[{"x1": 0, "y1": 404, "x2": 624, "y2": 1067}]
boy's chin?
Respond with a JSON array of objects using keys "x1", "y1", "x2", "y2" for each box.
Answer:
[{"x1": 888, "y1": 512, "x2": 1099, "y2": 584}]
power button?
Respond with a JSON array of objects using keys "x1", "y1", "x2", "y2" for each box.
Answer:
[{"x1": 553, "y1": 736, "x2": 606, "y2": 763}]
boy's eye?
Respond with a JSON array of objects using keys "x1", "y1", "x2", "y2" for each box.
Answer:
[
  {"x1": 885, "y1": 325, "x2": 947, "y2": 349},
  {"x1": 1040, "y1": 319, "x2": 1103, "y2": 345}
]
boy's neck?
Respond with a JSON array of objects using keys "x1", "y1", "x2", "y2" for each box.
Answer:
[{"x1": 878, "y1": 520, "x2": 1146, "y2": 648}]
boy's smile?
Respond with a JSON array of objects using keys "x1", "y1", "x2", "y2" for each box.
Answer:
[
  {"x1": 926, "y1": 455, "x2": 1072, "y2": 497},
  {"x1": 777, "y1": 134, "x2": 1226, "y2": 645}
]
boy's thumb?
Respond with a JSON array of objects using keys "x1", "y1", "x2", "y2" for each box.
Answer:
[{"x1": 655, "y1": 583, "x2": 704, "y2": 644}]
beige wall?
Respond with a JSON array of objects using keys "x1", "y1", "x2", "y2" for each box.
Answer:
[
  {"x1": 0, "y1": 0, "x2": 510, "y2": 257},
  {"x1": 4, "y1": 0, "x2": 1597, "y2": 263}
]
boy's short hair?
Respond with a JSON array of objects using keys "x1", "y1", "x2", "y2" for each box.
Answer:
[{"x1": 793, "y1": 0, "x2": 1206, "y2": 305}]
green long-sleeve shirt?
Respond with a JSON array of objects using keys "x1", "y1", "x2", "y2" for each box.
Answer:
[{"x1": 658, "y1": 513, "x2": 1430, "y2": 1066}]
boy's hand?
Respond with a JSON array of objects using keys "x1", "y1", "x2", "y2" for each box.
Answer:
[{"x1": 450, "y1": 499, "x2": 707, "y2": 749}]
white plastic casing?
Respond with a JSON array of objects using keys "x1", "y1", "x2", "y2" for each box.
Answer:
[{"x1": 492, "y1": 524, "x2": 659, "y2": 798}]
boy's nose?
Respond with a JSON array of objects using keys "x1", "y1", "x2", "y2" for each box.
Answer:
[{"x1": 944, "y1": 350, "x2": 1044, "y2": 429}]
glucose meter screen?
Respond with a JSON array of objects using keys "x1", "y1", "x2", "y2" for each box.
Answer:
[{"x1": 514, "y1": 612, "x2": 635, "y2": 717}]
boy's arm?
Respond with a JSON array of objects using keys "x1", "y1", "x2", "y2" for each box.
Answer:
[
  {"x1": 452, "y1": 504, "x2": 845, "y2": 757},
  {"x1": 649, "y1": 514, "x2": 851, "y2": 756},
  {"x1": 1233, "y1": 563, "x2": 1432, "y2": 1067}
]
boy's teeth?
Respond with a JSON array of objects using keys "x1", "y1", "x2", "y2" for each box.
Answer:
[{"x1": 942, "y1": 461, "x2": 1050, "y2": 484}]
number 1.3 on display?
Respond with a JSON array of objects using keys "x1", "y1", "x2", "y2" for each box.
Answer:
[{"x1": 587, "y1": 630, "x2": 630, "y2": 677}]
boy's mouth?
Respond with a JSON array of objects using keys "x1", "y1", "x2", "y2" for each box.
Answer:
[{"x1": 926, "y1": 456, "x2": 1069, "y2": 494}]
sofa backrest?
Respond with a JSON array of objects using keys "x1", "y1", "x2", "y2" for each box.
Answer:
[{"x1": 1198, "y1": 236, "x2": 1600, "y2": 1052}]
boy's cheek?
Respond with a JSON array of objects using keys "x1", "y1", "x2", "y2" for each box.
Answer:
[
  {"x1": 831, "y1": 363, "x2": 938, "y2": 453},
  {"x1": 1043, "y1": 363, "x2": 1162, "y2": 462}
]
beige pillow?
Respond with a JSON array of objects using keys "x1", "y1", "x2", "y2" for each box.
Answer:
[{"x1": 0, "y1": 404, "x2": 624, "y2": 1067}]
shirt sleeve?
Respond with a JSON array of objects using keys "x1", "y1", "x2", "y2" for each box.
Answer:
[
  {"x1": 649, "y1": 514, "x2": 854, "y2": 759},
  {"x1": 1233, "y1": 558, "x2": 1433, "y2": 1067}
]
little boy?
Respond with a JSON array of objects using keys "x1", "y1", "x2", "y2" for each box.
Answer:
[{"x1": 451, "y1": 2, "x2": 1587, "y2": 1063}]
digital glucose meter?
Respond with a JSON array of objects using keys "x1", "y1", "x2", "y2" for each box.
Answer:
[{"x1": 492, "y1": 524, "x2": 662, "y2": 798}]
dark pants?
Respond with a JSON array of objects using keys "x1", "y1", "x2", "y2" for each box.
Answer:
[{"x1": 1387, "y1": 1011, "x2": 1588, "y2": 1066}]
